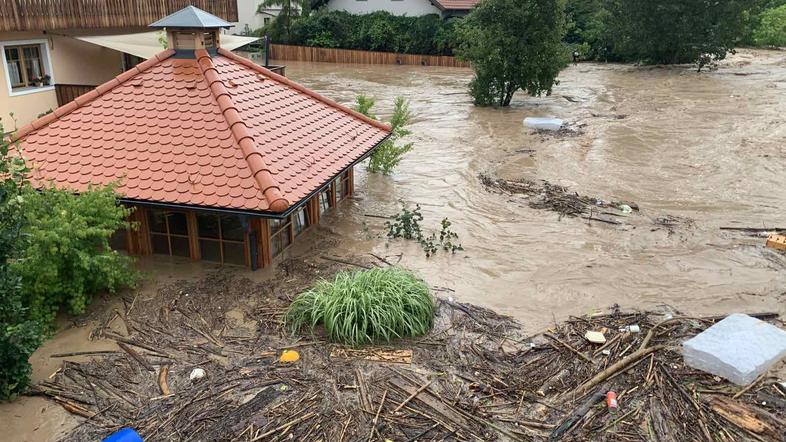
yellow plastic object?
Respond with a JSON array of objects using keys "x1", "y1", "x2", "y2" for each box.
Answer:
[{"x1": 279, "y1": 350, "x2": 300, "y2": 363}]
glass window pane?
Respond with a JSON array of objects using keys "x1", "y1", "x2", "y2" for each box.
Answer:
[
  {"x1": 271, "y1": 230, "x2": 291, "y2": 257},
  {"x1": 335, "y1": 178, "x2": 344, "y2": 201},
  {"x1": 167, "y1": 212, "x2": 188, "y2": 236},
  {"x1": 170, "y1": 236, "x2": 191, "y2": 257},
  {"x1": 293, "y1": 208, "x2": 308, "y2": 236},
  {"x1": 197, "y1": 213, "x2": 220, "y2": 239},
  {"x1": 4, "y1": 48, "x2": 22, "y2": 86},
  {"x1": 151, "y1": 234, "x2": 169, "y2": 255},
  {"x1": 320, "y1": 191, "x2": 331, "y2": 214},
  {"x1": 223, "y1": 242, "x2": 246, "y2": 266},
  {"x1": 221, "y1": 215, "x2": 245, "y2": 242},
  {"x1": 148, "y1": 210, "x2": 167, "y2": 233},
  {"x1": 199, "y1": 239, "x2": 221, "y2": 262}
]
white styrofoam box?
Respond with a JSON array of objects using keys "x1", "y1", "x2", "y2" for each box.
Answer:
[
  {"x1": 523, "y1": 117, "x2": 563, "y2": 131},
  {"x1": 683, "y1": 313, "x2": 786, "y2": 385}
]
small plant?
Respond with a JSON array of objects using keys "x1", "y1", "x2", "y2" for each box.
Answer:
[
  {"x1": 354, "y1": 95, "x2": 414, "y2": 175},
  {"x1": 40, "y1": 75, "x2": 51, "y2": 86},
  {"x1": 385, "y1": 204, "x2": 463, "y2": 257},
  {"x1": 285, "y1": 267, "x2": 434, "y2": 346}
]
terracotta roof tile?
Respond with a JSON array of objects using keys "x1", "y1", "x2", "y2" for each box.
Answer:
[
  {"x1": 430, "y1": 0, "x2": 479, "y2": 10},
  {"x1": 15, "y1": 48, "x2": 389, "y2": 213}
]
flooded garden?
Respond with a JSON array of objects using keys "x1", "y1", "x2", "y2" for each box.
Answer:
[{"x1": 2, "y1": 49, "x2": 786, "y2": 440}]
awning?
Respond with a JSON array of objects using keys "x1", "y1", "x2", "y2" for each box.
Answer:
[{"x1": 75, "y1": 32, "x2": 258, "y2": 59}]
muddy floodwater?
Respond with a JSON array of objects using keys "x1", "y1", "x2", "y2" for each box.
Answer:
[
  {"x1": 2, "y1": 49, "x2": 786, "y2": 441},
  {"x1": 282, "y1": 48, "x2": 786, "y2": 331}
]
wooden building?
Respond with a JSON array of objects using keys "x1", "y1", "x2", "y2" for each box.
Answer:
[{"x1": 13, "y1": 7, "x2": 391, "y2": 269}]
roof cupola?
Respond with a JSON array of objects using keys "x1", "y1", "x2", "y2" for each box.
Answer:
[{"x1": 149, "y1": 6, "x2": 232, "y2": 54}]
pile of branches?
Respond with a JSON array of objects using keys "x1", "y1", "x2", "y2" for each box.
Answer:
[
  {"x1": 30, "y1": 258, "x2": 786, "y2": 441},
  {"x1": 479, "y1": 173, "x2": 637, "y2": 222}
]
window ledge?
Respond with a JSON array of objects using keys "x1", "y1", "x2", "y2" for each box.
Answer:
[{"x1": 9, "y1": 85, "x2": 54, "y2": 97}]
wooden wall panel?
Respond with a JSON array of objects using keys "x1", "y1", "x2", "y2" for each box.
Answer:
[{"x1": 269, "y1": 44, "x2": 469, "y2": 68}]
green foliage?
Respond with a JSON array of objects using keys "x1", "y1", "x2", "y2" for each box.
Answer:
[
  {"x1": 385, "y1": 204, "x2": 463, "y2": 257},
  {"x1": 354, "y1": 95, "x2": 414, "y2": 175},
  {"x1": 754, "y1": 4, "x2": 786, "y2": 46},
  {"x1": 0, "y1": 120, "x2": 43, "y2": 400},
  {"x1": 455, "y1": 0, "x2": 567, "y2": 106},
  {"x1": 285, "y1": 267, "x2": 434, "y2": 346},
  {"x1": 13, "y1": 184, "x2": 138, "y2": 326},
  {"x1": 605, "y1": 0, "x2": 756, "y2": 68},
  {"x1": 564, "y1": 0, "x2": 614, "y2": 61},
  {"x1": 258, "y1": 0, "x2": 311, "y2": 40},
  {"x1": 268, "y1": 10, "x2": 459, "y2": 55}
]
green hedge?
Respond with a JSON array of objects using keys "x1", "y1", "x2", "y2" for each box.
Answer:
[{"x1": 265, "y1": 10, "x2": 460, "y2": 56}]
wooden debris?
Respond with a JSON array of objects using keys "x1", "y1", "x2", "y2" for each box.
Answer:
[
  {"x1": 158, "y1": 365, "x2": 171, "y2": 396},
  {"x1": 330, "y1": 347, "x2": 412, "y2": 364},
  {"x1": 710, "y1": 395, "x2": 786, "y2": 440}
]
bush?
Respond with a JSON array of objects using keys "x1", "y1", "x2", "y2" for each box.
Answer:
[
  {"x1": 13, "y1": 184, "x2": 138, "y2": 326},
  {"x1": 754, "y1": 4, "x2": 786, "y2": 46},
  {"x1": 271, "y1": 10, "x2": 459, "y2": 55},
  {"x1": 354, "y1": 95, "x2": 414, "y2": 175},
  {"x1": 285, "y1": 267, "x2": 434, "y2": 346},
  {"x1": 0, "y1": 121, "x2": 43, "y2": 400}
]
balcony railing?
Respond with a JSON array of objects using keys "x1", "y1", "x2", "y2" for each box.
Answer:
[{"x1": 0, "y1": 0, "x2": 238, "y2": 32}]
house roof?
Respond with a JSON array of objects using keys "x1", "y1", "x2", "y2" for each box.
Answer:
[
  {"x1": 149, "y1": 5, "x2": 233, "y2": 29},
  {"x1": 14, "y1": 49, "x2": 390, "y2": 214},
  {"x1": 430, "y1": 0, "x2": 479, "y2": 11}
]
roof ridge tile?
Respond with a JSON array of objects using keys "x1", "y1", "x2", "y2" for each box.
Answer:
[
  {"x1": 13, "y1": 49, "x2": 176, "y2": 142},
  {"x1": 194, "y1": 49, "x2": 290, "y2": 213},
  {"x1": 216, "y1": 48, "x2": 392, "y2": 134}
]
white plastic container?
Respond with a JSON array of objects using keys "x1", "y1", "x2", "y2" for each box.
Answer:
[{"x1": 524, "y1": 117, "x2": 564, "y2": 131}]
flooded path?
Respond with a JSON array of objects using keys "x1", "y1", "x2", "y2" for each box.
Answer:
[{"x1": 280, "y1": 48, "x2": 786, "y2": 333}]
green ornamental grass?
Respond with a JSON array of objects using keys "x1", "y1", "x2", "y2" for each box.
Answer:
[{"x1": 285, "y1": 268, "x2": 434, "y2": 346}]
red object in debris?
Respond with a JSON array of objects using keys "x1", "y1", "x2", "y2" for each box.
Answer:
[{"x1": 606, "y1": 391, "x2": 618, "y2": 411}]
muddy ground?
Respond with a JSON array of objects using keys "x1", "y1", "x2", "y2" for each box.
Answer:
[{"x1": 3, "y1": 49, "x2": 786, "y2": 440}]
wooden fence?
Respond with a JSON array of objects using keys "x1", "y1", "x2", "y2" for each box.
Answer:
[
  {"x1": 0, "y1": 0, "x2": 238, "y2": 32},
  {"x1": 269, "y1": 44, "x2": 469, "y2": 68}
]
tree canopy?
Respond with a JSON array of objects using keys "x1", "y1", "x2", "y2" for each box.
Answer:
[{"x1": 455, "y1": 0, "x2": 567, "y2": 106}]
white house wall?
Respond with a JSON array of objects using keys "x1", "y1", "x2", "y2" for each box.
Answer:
[
  {"x1": 232, "y1": 0, "x2": 283, "y2": 34},
  {"x1": 324, "y1": 0, "x2": 441, "y2": 16}
]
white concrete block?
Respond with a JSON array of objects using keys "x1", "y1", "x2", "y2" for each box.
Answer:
[{"x1": 682, "y1": 313, "x2": 786, "y2": 385}]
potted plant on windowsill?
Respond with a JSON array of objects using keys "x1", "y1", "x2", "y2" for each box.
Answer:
[
  {"x1": 41, "y1": 75, "x2": 51, "y2": 86},
  {"x1": 32, "y1": 77, "x2": 43, "y2": 87}
]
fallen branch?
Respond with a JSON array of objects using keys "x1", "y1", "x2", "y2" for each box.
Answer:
[{"x1": 158, "y1": 365, "x2": 171, "y2": 396}]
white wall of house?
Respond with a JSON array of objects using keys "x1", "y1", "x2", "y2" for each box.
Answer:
[
  {"x1": 231, "y1": 0, "x2": 283, "y2": 34},
  {"x1": 324, "y1": 0, "x2": 440, "y2": 16}
]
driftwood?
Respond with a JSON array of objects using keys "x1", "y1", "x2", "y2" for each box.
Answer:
[
  {"x1": 549, "y1": 386, "x2": 607, "y2": 440},
  {"x1": 710, "y1": 395, "x2": 786, "y2": 440}
]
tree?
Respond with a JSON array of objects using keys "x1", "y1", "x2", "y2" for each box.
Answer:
[
  {"x1": 754, "y1": 4, "x2": 786, "y2": 46},
  {"x1": 455, "y1": 0, "x2": 567, "y2": 107},
  {"x1": 606, "y1": 0, "x2": 758, "y2": 67},
  {"x1": 354, "y1": 95, "x2": 414, "y2": 175},
  {"x1": 0, "y1": 120, "x2": 42, "y2": 400},
  {"x1": 259, "y1": 0, "x2": 310, "y2": 41}
]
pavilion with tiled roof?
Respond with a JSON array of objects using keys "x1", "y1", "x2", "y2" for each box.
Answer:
[{"x1": 13, "y1": 6, "x2": 391, "y2": 269}]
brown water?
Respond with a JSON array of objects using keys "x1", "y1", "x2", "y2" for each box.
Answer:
[
  {"x1": 281, "y1": 48, "x2": 786, "y2": 332},
  {"x1": 3, "y1": 49, "x2": 786, "y2": 441}
]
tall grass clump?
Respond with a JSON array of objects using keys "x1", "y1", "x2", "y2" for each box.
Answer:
[{"x1": 285, "y1": 268, "x2": 434, "y2": 346}]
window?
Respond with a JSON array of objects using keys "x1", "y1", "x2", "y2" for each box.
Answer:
[
  {"x1": 263, "y1": 17, "x2": 272, "y2": 25},
  {"x1": 2, "y1": 41, "x2": 53, "y2": 95},
  {"x1": 196, "y1": 213, "x2": 247, "y2": 266},
  {"x1": 292, "y1": 206, "x2": 309, "y2": 237},
  {"x1": 335, "y1": 171, "x2": 350, "y2": 202},
  {"x1": 148, "y1": 210, "x2": 191, "y2": 257},
  {"x1": 270, "y1": 217, "x2": 292, "y2": 258},
  {"x1": 319, "y1": 186, "x2": 333, "y2": 215}
]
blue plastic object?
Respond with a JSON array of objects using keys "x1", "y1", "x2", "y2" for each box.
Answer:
[{"x1": 102, "y1": 428, "x2": 143, "y2": 442}]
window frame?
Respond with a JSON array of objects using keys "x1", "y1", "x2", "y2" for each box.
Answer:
[
  {"x1": 196, "y1": 213, "x2": 249, "y2": 266},
  {"x1": 148, "y1": 209, "x2": 192, "y2": 258},
  {"x1": 335, "y1": 171, "x2": 351, "y2": 202},
  {"x1": 319, "y1": 185, "x2": 334, "y2": 215},
  {"x1": 1, "y1": 39, "x2": 55, "y2": 97},
  {"x1": 269, "y1": 216, "x2": 293, "y2": 258}
]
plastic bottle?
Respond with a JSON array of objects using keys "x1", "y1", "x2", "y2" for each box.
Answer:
[{"x1": 606, "y1": 391, "x2": 618, "y2": 412}]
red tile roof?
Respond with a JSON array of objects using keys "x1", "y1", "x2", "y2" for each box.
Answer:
[
  {"x1": 431, "y1": 0, "x2": 479, "y2": 10},
  {"x1": 14, "y1": 49, "x2": 390, "y2": 214}
]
